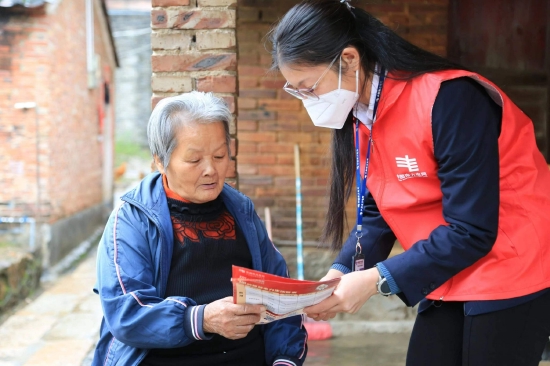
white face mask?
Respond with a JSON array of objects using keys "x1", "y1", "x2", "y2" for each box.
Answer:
[{"x1": 302, "y1": 58, "x2": 359, "y2": 129}]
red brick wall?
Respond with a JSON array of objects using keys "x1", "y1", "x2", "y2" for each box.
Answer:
[
  {"x1": 236, "y1": 0, "x2": 449, "y2": 243},
  {"x1": 0, "y1": 1, "x2": 116, "y2": 221}
]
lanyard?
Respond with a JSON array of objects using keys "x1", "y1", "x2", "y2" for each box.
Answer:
[{"x1": 354, "y1": 67, "x2": 386, "y2": 254}]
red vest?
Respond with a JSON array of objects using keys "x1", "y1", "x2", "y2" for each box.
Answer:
[{"x1": 360, "y1": 70, "x2": 550, "y2": 301}]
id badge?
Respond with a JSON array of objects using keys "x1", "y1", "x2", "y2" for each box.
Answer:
[{"x1": 352, "y1": 253, "x2": 365, "y2": 271}]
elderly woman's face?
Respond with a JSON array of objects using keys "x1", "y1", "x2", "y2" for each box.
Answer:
[{"x1": 156, "y1": 121, "x2": 229, "y2": 204}]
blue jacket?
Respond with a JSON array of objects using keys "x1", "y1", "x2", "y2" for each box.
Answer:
[{"x1": 92, "y1": 172, "x2": 307, "y2": 365}]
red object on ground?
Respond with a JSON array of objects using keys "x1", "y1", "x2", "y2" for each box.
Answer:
[{"x1": 304, "y1": 319, "x2": 333, "y2": 340}]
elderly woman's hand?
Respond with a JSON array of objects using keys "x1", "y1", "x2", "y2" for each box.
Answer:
[{"x1": 203, "y1": 297, "x2": 265, "y2": 340}]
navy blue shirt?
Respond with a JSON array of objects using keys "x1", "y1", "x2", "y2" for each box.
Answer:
[{"x1": 332, "y1": 77, "x2": 549, "y2": 314}]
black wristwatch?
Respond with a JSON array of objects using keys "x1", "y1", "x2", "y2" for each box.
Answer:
[{"x1": 376, "y1": 267, "x2": 392, "y2": 297}]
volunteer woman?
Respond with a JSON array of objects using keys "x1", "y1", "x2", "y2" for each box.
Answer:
[{"x1": 269, "y1": 0, "x2": 550, "y2": 365}]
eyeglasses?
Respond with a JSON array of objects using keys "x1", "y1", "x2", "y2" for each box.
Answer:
[{"x1": 283, "y1": 54, "x2": 340, "y2": 100}]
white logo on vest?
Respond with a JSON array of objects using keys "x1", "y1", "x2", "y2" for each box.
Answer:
[{"x1": 396, "y1": 155, "x2": 428, "y2": 181}]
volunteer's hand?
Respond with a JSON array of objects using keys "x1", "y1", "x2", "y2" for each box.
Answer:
[
  {"x1": 319, "y1": 269, "x2": 344, "y2": 282},
  {"x1": 304, "y1": 267, "x2": 379, "y2": 321},
  {"x1": 203, "y1": 296, "x2": 265, "y2": 340}
]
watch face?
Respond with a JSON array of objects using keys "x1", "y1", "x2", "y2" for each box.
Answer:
[{"x1": 380, "y1": 279, "x2": 391, "y2": 295}]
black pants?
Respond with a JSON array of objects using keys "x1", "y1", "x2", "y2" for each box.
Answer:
[{"x1": 406, "y1": 290, "x2": 550, "y2": 366}]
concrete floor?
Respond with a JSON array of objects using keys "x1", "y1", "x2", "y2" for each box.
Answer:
[
  {"x1": 306, "y1": 333, "x2": 550, "y2": 366},
  {"x1": 306, "y1": 333, "x2": 411, "y2": 366}
]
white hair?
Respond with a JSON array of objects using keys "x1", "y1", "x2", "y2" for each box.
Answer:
[{"x1": 147, "y1": 91, "x2": 232, "y2": 168}]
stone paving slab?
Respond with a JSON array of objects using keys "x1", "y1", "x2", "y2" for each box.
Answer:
[{"x1": 23, "y1": 340, "x2": 94, "y2": 366}]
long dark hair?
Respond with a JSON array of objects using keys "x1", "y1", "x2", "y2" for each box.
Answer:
[{"x1": 269, "y1": 0, "x2": 464, "y2": 250}]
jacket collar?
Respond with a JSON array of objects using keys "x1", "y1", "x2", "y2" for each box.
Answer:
[
  {"x1": 121, "y1": 171, "x2": 252, "y2": 221},
  {"x1": 375, "y1": 72, "x2": 409, "y2": 123}
]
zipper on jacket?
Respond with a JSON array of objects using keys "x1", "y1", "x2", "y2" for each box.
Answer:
[{"x1": 120, "y1": 197, "x2": 169, "y2": 296}]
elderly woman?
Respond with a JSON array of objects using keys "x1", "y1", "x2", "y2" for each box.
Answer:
[{"x1": 92, "y1": 91, "x2": 307, "y2": 366}]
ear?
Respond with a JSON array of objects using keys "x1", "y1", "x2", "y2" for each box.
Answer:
[
  {"x1": 341, "y1": 46, "x2": 361, "y2": 72},
  {"x1": 153, "y1": 155, "x2": 165, "y2": 174}
]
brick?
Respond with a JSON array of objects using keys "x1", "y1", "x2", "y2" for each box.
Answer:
[
  {"x1": 259, "y1": 120, "x2": 300, "y2": 132},
  {"x1": 239, "y1": 89, "x2": 278, "y2": 98},
  {"x1": 260, "y1": 7, "x2": 287, "y2": 23},
  {"x1": 238, "y1": 154, "x2": 277, "y2": 165},
  {"x1": 258, "y1": 165, "x2": 293, "y2": 176},
  {"x1": 238, "y1": 109, "x2": 276, "y2": 120},
  {"x1": 252, "y1": 197, "x2": 277, "y2": 207},
  {"x1": 259, "y1": 53, "x2": 273, "y2": 67},
  {"x1": 363, "y1": 4, "x2": 405, "y2": 13},
  {"x1": 277, "y1": 154, "x2": 294, "y2": 165},
  {"x1": 274, "y1": 177, "x2": 316, "y2": 187},
  {"x1": 239, "y1": 77, "x2": 259, "y2": 88},
  {"x1": 238, "y1": 42, "x2": 262, "y2": 53},
  {"x1": 151, "y1": 31, "x2": 193, "y2": 50},
  {"x1": 300, "y1": 122, "x2": 319, "y2": 132},
  {"x1": 154, "y1": 9, "x2": 236, "y2": 30},
  {"x1": 237, "y1": 97, "x2": 256, "y2": 109},
  {"x1": 237, "y1": 164, "x2": 259, "y2": 175},
  {"x1": 277, "y1": 132, "x2": 313, "y2": 143},
  {"x1": 237, "y1": 7, "x2": 261, "y2": 22},
  {"x1": 219, "y1": 95, "x2": 236, "y2": 113},
  {"x1": 226, "y1": 159, "x2": 237, "y2": 178},
  {"x1": 152, "y1": 0, "x2": 190, "y2": 5},
  {"x1": 238, "y1": 131, "x2": 277, "y2": 143},
  {"x1": 301, "y1": 167, "x2": 330, "y2": 178},
  {"x1": 258, "y1": 99, "x2": 301, "y2": 111},
  {"x1": 258, "y1": 142, "x2": 294, "y2": 154},
  {"x1": 256, "y1": 186, "x2": 296, "y2": 196},
  {"x1": 407, "y1": 24, "x2": 446, "y2": 35},
  {"x1": 196, "y1": 75, "x2": 237, "y2": 93},
  {"x1": 230, "y1": 138, "x2": 237, "y2": 157},
  {"x1": 237, "y1": 120, "x2": 258, "y2": 131},
  {"x1": 236, "y1": 29, "x2": 260, "y2": 43},
  {"x1": 225, "y1": 178, "x2": 237, "y2": 188},
  {"x1": 152, "y1": 53, "x2": 237, "y2": 72},
  {"x1": 260, "y1": 78, "x2": 285, "y2": 89},
  {"x1": 196, "y1": 29, "x2": 236, "y2": 50},
  {"x1": 387, "y1": 14, "x2": 410, "y2": 27},
  {"x1": 300, "y1": 144, "x2": 330, "y2": 154},
  {"x1": 239, "y1": 175, "x2": 273, "y2": 185},
  {"x1": 238, "y1": 141, "x2": 258, "y2": 153},
  {"x1": 151, "y1": 74, "x2": 193, "y2": 92},
  {"x1": 318, "y1": 133, "x2": 332, "y2": 144},
  {"x1": 238, "y1": 0, "x2": 298, "y2": 8},
  {"x1": 237, "y1": 53, "x2": 260, "y2": 65},
  {"x1": 151, "y1": 9, "x2": 168, "y2": 28},
  {"x1": 229, "y1": 118, "x2": 237, "y2": 135},
  {"x1": 238, "y1": 65, "x2": 268, "y2": 76},
  {"x1": 198, "y1": 0, "x2": 237, "y2": 6},
  {"x1": 408, "y1": 3, "x2": 447, "y2": 12},
  {"x1": 316, "y1": 177, "x2": 329, "y2": 186}
]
